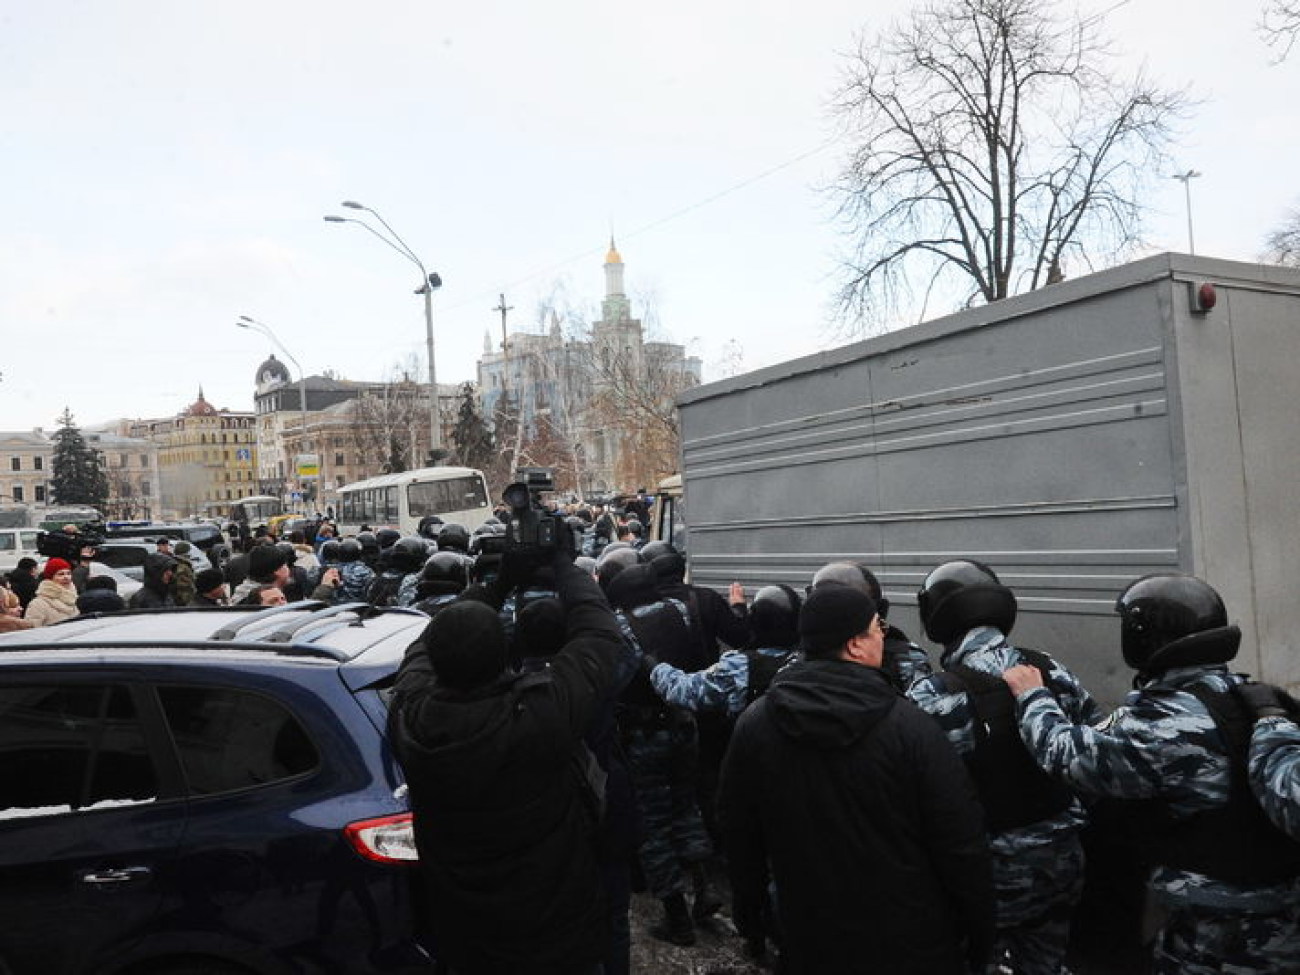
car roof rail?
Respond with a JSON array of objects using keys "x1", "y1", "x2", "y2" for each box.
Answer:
[
  {"x1": 209, "y1": 600, "x2": 328, "y2": 641},
  {"x1": 265, "y1": 602, "x2": 381, "y2": 644}
]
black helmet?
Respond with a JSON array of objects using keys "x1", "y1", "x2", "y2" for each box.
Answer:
[
  {"x1": 357, "y1": 531, "x2": 380, "y2": 557},
  {"x1": 641, "y1": 541, "x2": 686, "y2": 583},
  {"x1": 319, "y1": 539, "x2": 342, "y2": 563},
  {"x1": 338, "y1": 538, "x2": 363, "y2": 563},
  {"x1": 1116, "y1": 573, "x2": 1239, "y2": 675},
  {"x1": 420, "y1": 550, "x2": 469, "y2": 589},
  {"x1": 376, "y1": 527, "x2": 402, "y2": 550},
  {"x1": 626, "y1": 519, "x2": 643, "y2": 537},
  {"x1": 390, "y1": 536, "x2": 429, "y2": 573},
  {"x1": 916, "y1": 560, "x2": 1016, "y2": 646},
  {"x1": 811, "y1": 561, "x2": 890, "y2": 617},
  {"x1": 417, "y1": 514, "x2": 444, "y2": 539},
  {"x1": 574, "y1": 555, "x2": 598, "y2": 577},
  {"x1": 438, "y1": 523, "x2": 471, "y2": 553},
  {"x1": 275, "y1": 540, "x2": 297, "y2": 566},
  {"x1": 596, "y1": 545, "x2": 642, "y2": 590},
  {"x1": 749, "y1": 585, "x2": 801, "y2": 649}
]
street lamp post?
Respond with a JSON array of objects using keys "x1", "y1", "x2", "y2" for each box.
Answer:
[
  {"x1": 1171, "y1": 169, "x2": 1202, "y2": 255},
  {"x1": 237, "y1": 315, "x2": 308, "y2": 508},
  {"x1": 324, "y1": 202, "x2": 443, "y2": 464}
]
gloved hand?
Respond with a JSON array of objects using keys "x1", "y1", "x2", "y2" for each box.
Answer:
[{"x1": 1235, "y1": 681, "x2": 1293, "y2": 720}]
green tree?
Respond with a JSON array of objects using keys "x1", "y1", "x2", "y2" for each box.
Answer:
[
  {"x1": 450, "y1": 382, "x2": 495, "y2": 471},
  {"x1": 50, "y1": 408, "x2": 109, "y2": 510}
]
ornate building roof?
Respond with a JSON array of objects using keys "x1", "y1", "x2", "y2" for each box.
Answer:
[
  {"x1": 256, "y1": 354, "x2": 292, "y2": 387},
  {"x1": 184, "y1": 388, "x2": 219, "y2": 417}
]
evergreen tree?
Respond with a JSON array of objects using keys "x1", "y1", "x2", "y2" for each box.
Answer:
[
  {"x1": 451, "y1": 382, "x2": 496, "y2": 471},
  {"x1": 50, "y1": 408, "x2": 109, "y2": 510}
]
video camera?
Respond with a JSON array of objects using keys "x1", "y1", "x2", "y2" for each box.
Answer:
[
  {"x1": 36, "y1": 523, "x2": 106, "y2": 564},
  {"x1": 502, "y1": 467, "x2": 558, "y2": 555}
]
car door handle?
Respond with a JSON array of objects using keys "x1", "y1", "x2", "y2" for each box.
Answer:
[{"x1": 80, "y1": 866, "x2": 152, "y2": 886}]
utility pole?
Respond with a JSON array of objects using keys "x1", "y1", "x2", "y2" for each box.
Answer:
[{"x1": 493, "y1": 293, "x2": 514, "y2": 352}]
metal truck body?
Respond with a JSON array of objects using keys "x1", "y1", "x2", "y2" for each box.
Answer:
[{"x1": 677, "y1": 254, "x2": 1300, "y2": 704}]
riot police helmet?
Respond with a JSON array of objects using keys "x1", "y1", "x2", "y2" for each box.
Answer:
[
  {"x1": 420, "y1": 550, "x2": 469, "y2": 589},
  {"x1": 811, "y1": 561, "x2": 890, "y2": 617},
  {"x1": 390, "y1": 536, "x2": 429, "y2": 573},
  {"x1": 641, "y1": 540, "x2": 686, "y2": 583},
  {"x1": 438, "y1": 523, "x2": 471, "y2": 553},
  {"x1": 596, "y1": 545, "x2": 642, "y2": 590},
  {"x1": 319, "y1": 539, "x2": 342, "y2": 564},
  {"x1": 338, "y1": 538, "x2": 363, "y2": 563},
  {"x1": 749, "y1": 584, "x2": 802, "y2": 649},
  {"x1": 916, "y1": 559, "x2": 1016, "y2": 646},
  {"x1": 1116, "y1": 573, "x2": 1239, "y2": 675},
  {"x1": 376, "y1": 527, "x2": 401, "y2": 551},
  {"x1": 356, "y1": 531, "x2": 380, "y2": 558}
]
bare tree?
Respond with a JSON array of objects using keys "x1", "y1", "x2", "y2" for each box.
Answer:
[
  {"x1": 1264, "y1": 204, "x2": 1300, "y2": 266},
  {"x1": 348, "y1": 360, "x2": 429, "y2": 476},
  {"x1": 830, "y1": 0, "x2": 1188, "y2": 331},
  {"x1": 1263, "y1": 0, "x2": 1300, "y2": 59}
]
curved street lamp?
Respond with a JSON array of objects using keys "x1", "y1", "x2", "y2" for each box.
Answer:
[
  {"x1": 324, "y1": 201, "x2": 443, "y2": 462},
  {"x1": 237, "y1": 315, "x2": 309, "y2": 507}
]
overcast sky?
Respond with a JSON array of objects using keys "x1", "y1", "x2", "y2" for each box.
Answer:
[{"x1": 2, "y1": 0, "x2": 1296, "y2": 433}]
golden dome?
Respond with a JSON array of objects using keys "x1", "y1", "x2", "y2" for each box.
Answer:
[{"x1": 605, "y1": 236, "x2": 622, "y2": 265}]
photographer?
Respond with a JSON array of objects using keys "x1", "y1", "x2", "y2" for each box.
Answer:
[{"x1": 389, "y1": 479, "x2": 635, "y2": 975}]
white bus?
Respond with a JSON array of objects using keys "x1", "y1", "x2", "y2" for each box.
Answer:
[{"x1": 336, "y1": 467, "x2": 493, "y2": 537}]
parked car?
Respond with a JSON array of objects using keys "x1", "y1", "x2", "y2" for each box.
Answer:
[
  {"x1": 0, "y1": 527, "x2": 43, "y2": 576},
  {"x1": 83, "y1": 561, "x2": 143, "y2": 604},
  {"x1": 0, "y1": 602, "x2": 434, "y2": 974},
  {"x1": 104, "y1": 522, "x2": 232, "y2": 567},
  {"x1": 94, "y1": 538, "x2": 213, "y2": 583}
]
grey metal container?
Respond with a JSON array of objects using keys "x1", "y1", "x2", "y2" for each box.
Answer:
[{"x1": 678, "y1": 253, "x2": 1300, "y2": 705}]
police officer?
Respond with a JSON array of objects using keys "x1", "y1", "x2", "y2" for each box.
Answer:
[
  {"x1": 649, "y1": 584, "x2": 802, "y2": 716},
  {"x1": 907, "y1": 560, "x2": 1100, "y2": 975},
  {"x1": 368, "y1": 536, "x2": 428, "y2": 607},
  {"x1": 410, "y1": 551, "x2": 469, "y2": 617},
  {"x1": 1003, "y1": 573, "x2": 1300, "y2": 974},
  {"x1": 810, "y1": 561, "x2": 932, "y2": 691},
  {"x1": 335, "y1": 538, "x2": 375, "y2": 603},
  {"x1": 600, "y1": 549, "x2": 714, "y2": 947}
]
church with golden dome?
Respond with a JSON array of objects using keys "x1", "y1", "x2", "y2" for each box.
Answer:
[{"x1": 477, "y1": 241, "x2": 701, "y2": 496}]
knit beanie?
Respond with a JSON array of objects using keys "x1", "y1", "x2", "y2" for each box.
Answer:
[
  {"x1": 195, "y1": 568, "x2": 226, "y2": 594},
  {"x1": 799, "y1": 586, "x2": 877, "y2": 658},
  {"x1": 42, "y1": 558, "x2": 72, "y2": 580},
  {"x1": 423, "y1": 600, "x2": 508, "y2": 689}
]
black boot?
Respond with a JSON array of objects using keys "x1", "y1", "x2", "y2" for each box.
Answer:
[
  {"x1": 650, "y1": 892, "x2": 696, "y2": 947},
  {"x1": 690, "y1": 861, "x2": 722, "y2": 922}
]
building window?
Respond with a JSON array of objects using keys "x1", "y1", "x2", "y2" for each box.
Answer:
[
  {"x1": 11, "y1": 487, "x2": 22, "y2": 502},
  {"x1": 118, "y1": 454, "x2": 127, "y2": 468},
  {"x1": 334, "y1": 453, "x2": 344, "y2": 467},
  {"x1": 141, "y1": 480, "x2": 150, "y2": 496},
  {"x1": 33, "y1": 457, "x2": 43, "y2": 471},
  {"x1": 140, "y1": 455, "x2": 148, "y2": 467},
  {"x1": 34, "y1": 486, "x2": 46, "y2": 503},
  {"x1": 9, "y1": 458, "x2": 18, "y2": 472}
]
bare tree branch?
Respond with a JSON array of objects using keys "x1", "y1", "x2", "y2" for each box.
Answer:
[{"x1": 829, "y1": 0, "x2": 1188, "y2": 334}]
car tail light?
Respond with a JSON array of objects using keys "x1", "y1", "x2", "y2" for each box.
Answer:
[{"x1": 345, "y1": 813, "x2": 419, "y2": 864}]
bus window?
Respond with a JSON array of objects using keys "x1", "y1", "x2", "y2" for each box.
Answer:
[{"x1": 408, "y1": 475, "x2": 488, "y2": 516}]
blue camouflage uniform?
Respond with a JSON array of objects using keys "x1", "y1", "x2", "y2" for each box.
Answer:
[
  {"x1": 907, "y1": 625, "x2": 1101, "y2": 975},
  {"x1": 614, "y1": 596, "x2": 714, "y2": 902},
  {"x1": 1013, "y1": 664, "x2": 1300, "y2": 974},
  {"x1": 650, "y1": 646, "x2": 795, "y2": 717},
  {"x1": 1249, "y1": 715, "x2": 1300, "y2": 841},
  {"x1": 883, "y1": 625, "x2": 933, "y2": 692},
  {"x1": 336, "y1": 561, "x2": 375, "y2": 603}
]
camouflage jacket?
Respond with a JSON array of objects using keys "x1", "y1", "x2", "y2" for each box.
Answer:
[
  {"x1": 1015, "y1": 664, "x2": 1299, "y2": 912},
  {"x1": 907, "y1": 626, "x2": 1101, "y2": 853},
  {"x1": 1249, "y1": 715, "x2": 1300, "y2": 842},
  {"x1": 336, "y1": 562, "x2": 375, "y2": 603},
  {"x1": 650, "y1": 646, "x2": 794, "y2": 717}
]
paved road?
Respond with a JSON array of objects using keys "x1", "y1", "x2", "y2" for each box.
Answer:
[{"x1": 628, "y1": 891, "x2": 769, "y2": 975}]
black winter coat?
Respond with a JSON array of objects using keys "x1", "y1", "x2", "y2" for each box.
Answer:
[
  {"x1": 389, "y1": 564, "x2": 628, "y2": 975},
  {"x1": 658, "y1": 579, "x2": 749, "y2": 662},
  {"x1": 720, "y1": 658, "x2": 994, "y2": 975}
]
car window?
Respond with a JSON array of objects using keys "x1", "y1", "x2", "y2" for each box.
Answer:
[
  {"x1": 0, "y1": 534, "x2": 13, "y2": 553},
  {"x1": 99, "y1": 546, "x2": 148, "y2": 568},
  {"x1": 0, "y1": 684, "x2": 157, "y2": 819},
  {"x1": 157, "y1": 686, "x2": 319, "y2": 795},
  {"x1": 19, "y1": 531, "x2": 39, "y2": 549}
]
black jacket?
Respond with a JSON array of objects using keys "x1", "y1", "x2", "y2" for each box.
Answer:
[
  {"x1": 128, "y1": 553, "x2": 176, "y2": 610},
  {"x1": 658, "y1": 579, "x2": 750, "y2": 661},
  {"x1": 389, "y1": 563, "x2": 628, "y2": 975},
  {"x1": 720, "y1": 658, "x2": 994, "y2": 975}
]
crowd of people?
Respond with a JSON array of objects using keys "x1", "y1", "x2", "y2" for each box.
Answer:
[{"x1": 5, "y1": 502, "x2": 1300, "y2": 975}]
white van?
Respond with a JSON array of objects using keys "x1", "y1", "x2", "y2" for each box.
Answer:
[{"x1": 0, "y1": 528, "x2": 42, "y2": 575}]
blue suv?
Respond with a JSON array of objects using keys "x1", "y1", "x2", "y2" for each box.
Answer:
[{"x1": 0, "y1": 602, "x2": 435, "y2": 975}]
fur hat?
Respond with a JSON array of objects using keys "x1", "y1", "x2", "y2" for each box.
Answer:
[
  {"x1": 247, "y1": 545, "x2": 287, "y2": 582},
  {"x1": 195, "y1": 568, "x2": 226, "y2": 594}
]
